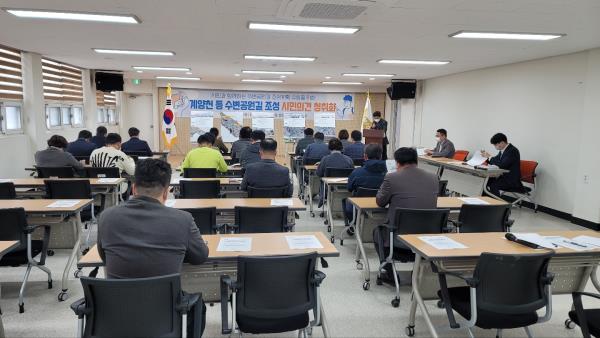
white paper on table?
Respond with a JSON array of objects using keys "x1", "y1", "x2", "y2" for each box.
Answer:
[
  {"x1": 0, "y1": 179, "x2": 11, "y2": 183},
  {"x1": 286, "y1": 235, "x2": 324, "y2": 250},
  {"x1": 47, "y1": 200, "x2": 80, "y2": 208},
  {"x1": 458, "y1": 197, "x2": 490, "y2": 205},
  {"x1": 217, "y1": 237, "x2": 252, "y2": 252},
  {"x1": 416, "y1": 148, "x2": 426, "y2": 156},
  {"x1": 164, "y1": 200, "x2": 176, "y2": 207},
  {"x1": 466, "y1": 152, "x2": 487, "y2": 166},
  {"x1": 512, "y1": 233, "x2": 556, "y2": 249},
  {"x1": 229, "y1": 177, "x2": 243, "y2": 183},
  {"x1": 418, "y1": 236, "x2": 467, "y2": 250},
  {"x1": 386, "y1": 160, "x2": 396, "y2": 173},
  {"x1": 271, "y1": 199, "x2": 293, "y2": 206},
  {"x1": 97, "y1": 178, "x2": 120, "y2": 183},
  {"x1": 544, "y1": 236, "x2": 594, "y2": 251},
  {"x1": 328, "y1": 178, "x2": 347, "y2": 183},
  {"x1": 571, "y1": 235, "x2": 600, "y2": 248}
]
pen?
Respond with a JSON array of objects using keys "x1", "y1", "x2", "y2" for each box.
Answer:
[{"x1": 565, "y1": 240, "x2": 587, "y2": 248}]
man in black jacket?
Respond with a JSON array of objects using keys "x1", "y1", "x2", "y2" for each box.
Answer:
[
  {"x1": 241, "y1": 138, "x2": 293, "y2": 197},
  {"x1": 121, "y1": 127, "x2": 153, "y2": 157},
  {"x1": 481, "y1": 133, "x2": 523, "y2": 196}
]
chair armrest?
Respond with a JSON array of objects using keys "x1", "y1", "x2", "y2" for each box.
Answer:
[
  {"x1": 542, "y1": 272, "x2": 555, "y2": 285},
  {"x1": 319, "y1": 257, "x2": 329, "y2": 268},
  {"x1": 311, "y1": 270, "x2": 326, "y2": 286},
  {"x1": 441, "y1": 270, "x2": 479, "y2": 288},
  {"x1": 505, "y1": 219, "x2": 515, "y2": 229},
  {"x1": 212, "y1": 223, "x2": 226, "y2": 233},
  {"x1": 70, "y1": 298, "x2": 88, "y2": 318},
  {"x1": 220, "y1": 275, "x2": 236, "y2": 334},
  {"x1": 177, "y1": 293, "x2": 200, "y2": 314},
  {"x1": 572, "y1": 291, "x2": 596, "y2": 338},
  {"x1": 573, "y1": 291, "x2": 600, "y2": 300}
]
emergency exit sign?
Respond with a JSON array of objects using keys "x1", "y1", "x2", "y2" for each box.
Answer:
[{"x1": 131, "y1": 79, "x2": 141, "y2": 85}]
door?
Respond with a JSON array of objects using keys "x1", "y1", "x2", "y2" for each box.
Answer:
[{"x1": 123, "y1": 94, "x2": 155, "y2": 150}]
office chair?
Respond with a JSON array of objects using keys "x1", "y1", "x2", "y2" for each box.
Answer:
[
  {"x1": 0, "y1": 182, "x2": 16, "y2": 199},
  {"x1": 454, "y1": 204, "x2": 513, "y2": 233},
  {"x1": 123, "y1": 150, "x2": 152, "y2": 158},
  {"x1": 436, "y1": 252, "x2": 554, "y2": 338},
  {"x1": 0, "y1": 208, "x2": 52, "y2": 313},
  {"x1": 230, "y1": 206, "x2": 291, "y2": 233},
  {"x1": 352, "y1": 158, "x2": 365, "y2": 166},
  {"x1": 179, "y1": 180, "x2": 221, "y2": 199},
  {"x1": 567, "y1": 292, "x2": 600, "y2": 338},
  {"x1": 453, "y1": 150, "x2": 470, "y2": 162},
  {"x1": 36, "y1": 166, "x2": 76, "y2": 178},
  {"x1": 71, "y1": 274, "x2": 202, "y2": 338},
  {"x1": 438, "y1": 180, "x2": 449, "y2": 197},
  {"x1": 320, "y1": 167, "x2": 355, "y2": 219},
  {"x1": 247, "y1": 185, "x2": 289, "y2": 198},
  {"x1": 340, "y1": 187, "x2": 379, "y2": 245},
  {"x1": 180, "y1": 207, "x2": 219, "y2": 234},
  {"x1": 374, "y1": 208, "x2": 450, "y2": 307},
  {"x1": 220, "y1": 253, "x2": 326, "y2": 336},
  {"x1": 84, "y1": 167, "x2": 120, "y2": 178},
  {"x1": 501, "y1": 160, "x2": 539, "y2": 212},
  {"x1": 183, "y1": 168, "x2": 217, "y2": 178}
]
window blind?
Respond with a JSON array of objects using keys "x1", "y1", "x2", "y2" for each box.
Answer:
[
  {"x1": 42, "y1": 58, "x2": 83, "y2": 102},
  {"x1": 0, "y1": 45, "x2": 23, "y2": 101}
]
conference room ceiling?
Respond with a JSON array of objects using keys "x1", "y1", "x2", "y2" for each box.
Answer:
[{"x1": 0, "y1": 0, "x2": 599, "y2": 88}]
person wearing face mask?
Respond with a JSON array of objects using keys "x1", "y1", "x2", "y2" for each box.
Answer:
[
  {"x1": 481, "y1": 133, "x2": 523, "y2": 197},
  {"x1": 370, "y1": 111, "x2": 389, "y2": 160},
  {"x1": 425, "y1": 128, "x2": 455, "y2": 158}
]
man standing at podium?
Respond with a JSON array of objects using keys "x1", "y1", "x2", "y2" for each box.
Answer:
[{"x1": 370, "y1": 111, "x2": 389, "y2": 160}]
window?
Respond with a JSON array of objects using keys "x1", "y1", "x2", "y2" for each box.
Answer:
[
  {"x1": 0, "y1": 45, "x2": 23, "y2": 101},
  {"x1": 97, "y1": 107, "x2": 107, "y2": 123},
  {"x1": 42, "y1": 58, "x2": 83, "y2": 103},
  {"x1": 46, "y1": 105, "x2": 62, "y2": 128},
  {"x1": 0, "y1": 102, "x2": 23, "y2": 134},
  {"x1": 61, "y1": 106, "x2": 71, "y2": 125},
  {"x1": 97, "y1": 90, "x2": 117, "y2": 125},
  {"x1": 107, "y1": 108, "x2": 117, "y2": 124},
  {"x1": 72, "y1": 106, "x2": 84, "y2": 126}
]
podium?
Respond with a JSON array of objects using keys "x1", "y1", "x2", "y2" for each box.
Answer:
[{"x1": 363, "y1": 129, "x2": 384, "y2": 146}]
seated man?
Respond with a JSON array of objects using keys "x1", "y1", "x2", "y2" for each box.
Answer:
[
  {"x1": 295, "y1": 128, "x2": 315, "y2": 156},
  {"x1": 343, "y1": 130, "x2": 365, "y2": 159},
  {"x1": 481, "y1": 132, "x2": 523, "y2": 196},
  {"x1": 316, "y1": 138, "x2": 353, "y2": 207},
  {"x1": 35, "y1": 135, "x2": 85, "y2": 170},
  {"x1": 239, "y1": 130, "x2": 265, "y2": 167},
  {"x1": 342, "y1": 144, "x2": 387, "y2": 230},
  {"x1": 425, "y1": 128, "x2": 455, "y2": 158},
  {"x1": 181, "y1": 133, "x2": 228, "y2": 173},
  {"x1": 67, "y1": 130, "x2": 97, "y2": 158},
  {"x1": 91, "y1": 126, "x2": 108, "y2": 148},
  {"x1": 373, "y1": 147, "x2": 439, "y2": 284},
  {"x1": 210, "y1": 127, "x2": 228, "y2": 155},
  {"x1": 302, "y1": 132, "x2": 330, "y2": 164},
  {"x1": 230, "y1": 126, "x2": 252, "y2": 161},
  {"x1": 121, "y1": 127, "x2": 153, "y2": 157},
  {"x1": 97, "y1": 158, "x2": 209, "y2": 335},
  {"x1": 90, "y1": 133, "x2": 136, "y2": 176},
  {"x1": 241, "y1": 138, "x2": 293, "y2": 197}
]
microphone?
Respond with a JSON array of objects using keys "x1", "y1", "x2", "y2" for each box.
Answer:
[{"x1": 505, "y1": 233, "x2": 542, "y2": 249}]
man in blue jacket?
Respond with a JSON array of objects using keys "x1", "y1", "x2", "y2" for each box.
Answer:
[
  {"x1": 122, "y1": 127, "x2": 153, "y2": 157},
  {"x1": 343, "y1": 130, "x2": 365, "y2": 159},
  {"x1": 67, "y1": 130, "x2": 97, "y2": 157}
]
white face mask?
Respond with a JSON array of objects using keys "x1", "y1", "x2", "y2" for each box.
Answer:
[
  {"x1": 374, "y1": 118, "x2": 381, "y2": 122},
  {"x1": 435, "y1": 137, "x2": 441, "y2": 142}
]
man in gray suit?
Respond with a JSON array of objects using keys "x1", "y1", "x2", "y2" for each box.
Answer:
[
  {"x1": 241, "y1": 138, "x2": 293, "y2": 197},
  {"x1": 425, "y1": 128, "x2": 455, "y2": 158},
  {"x1": 374, "y1": 147, "x2": 439, "y2": 283}
]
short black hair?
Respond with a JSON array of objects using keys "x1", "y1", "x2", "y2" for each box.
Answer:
[
  {"x1": 96, "y1": 126, "x2": 107, "y2": 136},
  {"x1": 128, "y1": 127, "x2": 140, "y2": 137},
  {"x1": 260, "y1": 138, "x2": 277, "y2": 152},
  {"x1": 105, "y1": 133, "x2": 122, "y2": 145},
  {"x1": 47, "y1": 135, "x2": 68, "y2": 149},
  {"x1": 78, "y1": 130, "x2": 92, "y2": 139},
  {"x1": 134, "y1": 159, "x2": 172, "y2": 196},
  {"x1": 239, "y1": 126, "x2": 252, "y2": 139},
  {"x1": 394, "y1": 147, "x2": 418, "y2": 165},
  {"x1": 198, "y1": 132, "x2": 215, "y2": 145},
  {"x1": 373, "y1": 111, "x2": 382, "y2": 118},
  {"x1": 251, "y1": 130, "x2": 266, "y2": 142},
  {"x1": 314, "y1": 132, "x2": 325, "y2": 141},
  {"x1": 328, "y1": 138, "x2": 343, "y2": 151},
  {"x1": 304, "y1": 128, "x2": 314, "y2": 136},
  {"x1": 365, "y1": 143, "x2": 382, "y2": 160},
  {"x1": 490, "y1": 133, "x2": 508, "y2": 145},
  {"x1": 436, "y1": 128, "x2": 447, "y2": 137},
  {"x1": 351, "y1": 130, "x2": 362, "y2": 142},
  {"x1": 338, "y1": 129, "x2": 349, "y2": 140},
  {"x1": 209, "y1": 127, "x2": 219, "y2": 137}
]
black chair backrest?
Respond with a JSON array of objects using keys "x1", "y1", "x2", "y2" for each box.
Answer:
[
  {"x1": 179, "y1": 180, "x2": 220, "y2": 199},
  {"x1": 181, "y1": 207, "x2": 217, "y2": 235},
  {"x1": 236, "y1": 253, "x2": 317, "y2": 319},
  {"x1": 183, "y1": 168, "x2": 217, "y2": 178},
  {"x1": 247, "y1": 186, "x2": 288, "y2": 198},
  {"x1": 303, "y1": 158, "x2": 320, "y2": 165},
  {"x1": 79, "y1": 274, "x2": 183, "y2": 338},
  {"x1": 438, "y1": 180, "x2": 448, "y2": 197},
  {"x1": 392, "y1": 208, "x2": 450, "y2": 235},
  {"x1": 0, "y1": 208, "x2": 27, "y2": 251},
  {"x1": 36, "y1": 166, "x2": 75, "y2": 178},
  {"x1": 123, "y1": 151, "x2": 149, "y2": 157},
  {"x1": 353, "y1": 187, "x2": 379, "y2": 197},
  {"x1": 474, "y1": 252, "x2": 553, "y2": 314},
  {"x1": 0, "y1": 182, "x2": 17, "y2": 199},
  {"x1": 234, "y1": 206, "x2": 288, "y2": 233},
  {"x1": 324, "y1": 167, "x2": 354, "y2": 178},
  {"x1": 85, "y1": 167, "x2": 121, "y2": 178},
  {"x1": 458, "y1": 204, "x2": 511, "y2": 233},
  {"x1": 44, "y1": 179, "x2": 92, "y2": 199},
  {"x1": 353, "y1": 158, "x2": 365, "y2": 167}
]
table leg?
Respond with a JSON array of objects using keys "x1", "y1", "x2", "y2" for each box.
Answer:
[
  {"x1": 59, "y1": 212, "x2": 82, "y2": 301},
  {"x1": 355, "y1": 210, "x2": 370, "y2": 283},
  {"x1": 308, "y1": 174, "x2": 314, "y2": 215},
  {"x1": 591, "y1": 265, "x2": 600, "y2": 292},
  {"x1": 326, "y1": 185, "x2": 335, "y2": 241},
  {"x1": 481, "y1": 177, "x2": 504, "y2": 201},
  {"x1": 320, "y1": 303, "x2": 330, "y2": 338},
  {"x1": 409, "y1": 254, "x2": 438, "y2": 338}
]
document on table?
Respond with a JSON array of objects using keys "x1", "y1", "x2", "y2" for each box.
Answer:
[
  {"x1": 217, "y1": 237, "x2": 252, "y2": 252},
  {"x1": 271, "y1": 199, "x2": 293, "y2": 206},
  {"x1": 0, "y1": 179, "x2": 11, "y2": 183},
  {"x1": 328, "y1": 178, "x2": 347, "y2": 183},
  {"x1": 47, "y1": 200, "x2": 80, "y2": 208},
  {"x1": 419, "y1": 236, "x2": 467, "y2": 250},
  {"x1": 164, "y1": 200, "x2": 176, "y2": 207},
  {"x1": 466, "y1": 152, "x2": 487, "y2": 166},
  {"x1": 545, "y1": 236, "x2": 597, "y2": 251},
  {"x1": 512, "y1": 233, "x2": 557, "y2": 249},
  {"x1": 97, "y1": 178, "x2": 120, "y2": 183},
  {"x1": 229, "y1": 177, "x2": 243, "y2": 183},
  {"x1": 571, "y1": 235, "x2": 600, "y2": 248},
  {"x1": 386, "y1": 160, "x2": 396, "y2": 173},
  {"x1": 286, "y1": 235, "x2": 323, "y2": 249},
  {"x1": 458, "y1": 197, "x2": 490, "y2": 205},
  {"x1": 416, "y1": 148, "x2": 426, "y2": 156}
]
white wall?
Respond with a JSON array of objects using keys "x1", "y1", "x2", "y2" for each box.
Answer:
[{"x1": 406, "y1": 49, "x2": 600, "y2": 223}]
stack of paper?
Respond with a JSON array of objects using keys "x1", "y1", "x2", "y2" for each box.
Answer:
[
  {"x1": 271, "y1": 199, "x2": 293, "y2": 206},
  {"x1": 286, "y1": 235, "x2": 323, "y2": 249},
  {"x1": 419, "y1": 236, "x2": 467, "y2": 250},
  {"x1": 571, "y1": 235, "x2": 600, "y2": 248},
  {"x1": 97, "y1": 178, "x2": 120, "y2": 183},
  {"x1": 459, "y1": 197, "x2": 490, "y2": 205},
  {"x1": 229, "y1": 177, "x2": 243, "y2": 183},
  {"x1": 466, "y1": 152, "x2": 487, "y2": 166},
  {"x1": 416, "y1": 148, "x2": 426, "y2": 156},
  {"x1": 217, "y1": 237, "x2": 252, "y2": 252},
  {"x1": 164, "y1": 200, "x2": 176, "y2": 207},
  {"x1": 47, "y1": 200, "x2": 80, "y2": 208}
]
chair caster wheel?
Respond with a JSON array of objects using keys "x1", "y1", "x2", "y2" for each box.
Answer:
[
  {"x1": 437, "y1": 300, "x2": 445, "y2": 308},
  {"x1": 74, "y1": 269, "x2": 82, "y2": 278},
  {"x1": 19, "y1": 303, "x2": 24, "y2": 313},
  {"x1": 324, "y1": 219, "x2": 329, "y2": 225},
  {"x1": 362, "y1": 281, "x2": 370, "y2": 290},
  {"x1": 340, "y1": 239, "x2": 344, "y2": 246},
  {"x1": 565, "y1": 319, "x2": 575, "y2": 329},
  {"x1": 310, "y1": 212, "x2": 315, "y2": 217},
  {"x1": 47, "y1": 250, "x2": 55, "y2": 256},
  {"x1": 327, "y1": 225, "x2": 331, "y2": 232},
  {"x1": 82, "y1": 248, "x2": 89, "y2": 255},
  {"x1": 330, "y1": 236, "x2": 334, "y2": 243},
  {"x1": 376, "y1": 277, "x2": 383, "y2": 286},
  {"x1": 405, "y1": 325, "x2": 415, "y2": 337},
  {"x1": 319, "y1": 212, "x2": 325, "y2": 218},
  {"x1": 356, "y1": 262, "x2": 363, "y2": 270},
  {"x1": 48, "y1": 280, "x2": 53, "y2": 289},
  {"x1": 391, "y1": 298, "x2": 400, "y2": 308},
  {"x1": 58, "y1": 291, "x2": 68, "y2": 302}
]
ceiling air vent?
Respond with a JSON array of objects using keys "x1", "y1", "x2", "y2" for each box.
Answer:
[{"x1": 298, "y1": 2, "x2": 367, "y2": 19}]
